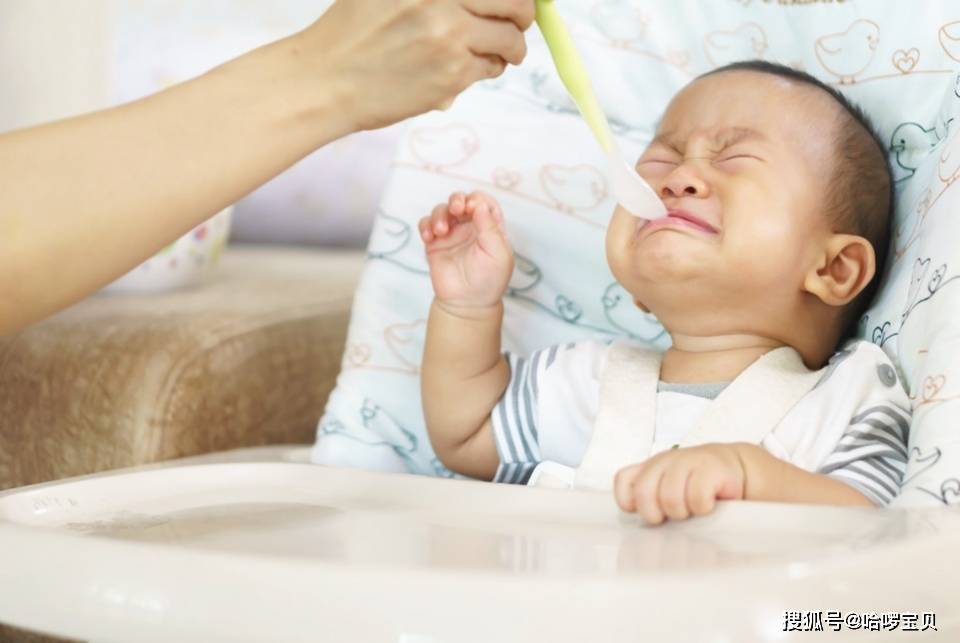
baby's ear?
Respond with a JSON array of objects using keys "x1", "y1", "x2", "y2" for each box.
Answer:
[{"x1": 803, "y1": 234, "x2": 876, "y2": 306}]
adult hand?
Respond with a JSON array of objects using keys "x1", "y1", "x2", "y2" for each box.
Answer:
[{"x1": 302, "y1": 0, "x2": 535, "y2": 130}]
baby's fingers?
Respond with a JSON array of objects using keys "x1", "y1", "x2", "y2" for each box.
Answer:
[
  {"x1": 447, "y1": 192, "x2": 467, "y2": 217},
  {"x1": 632, "y1": 461, "x2": 670, "y2": 526},
  {"x1": 659, "y1": 464, "x2": 694, "y2": 522},
  {"x1": 472, "y1": 203, "x2": 512, "y2": 262},
  {"x1": 465, "y1": 191, "x2": 502, "y2": 221},
  {"x1": 686, "y1": 470, "x2": 719, "y2": 517},
  {"x1": 430, "y1": 203, "x2": 458, "y2": 237},
  {"x1": 420, "y1": 205, "x2": 450, "y2": 242},
  {"x1": 471, "y1": 201, "x2": 501, "y2": 234},
  {"x1": 418, "y1": 215, "x2": 435, "y2": 243},
  {"x1": 614, "y1": 464, "x2": 645, "y2": 512}
]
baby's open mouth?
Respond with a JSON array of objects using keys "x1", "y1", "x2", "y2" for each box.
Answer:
[{"x1": 641, "y1": 209, "x2": 719, "y2": 235}]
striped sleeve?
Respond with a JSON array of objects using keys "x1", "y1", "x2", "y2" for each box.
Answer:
[
  {"x1": 817, "y1": 404, "x2": 911, "y2": 505},
  {"x1": 491, "y1": 345, "x2": 566, "y2": 484}
]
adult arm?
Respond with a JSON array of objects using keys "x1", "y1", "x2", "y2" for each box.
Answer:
[{"x1": 0, "y1": 0, "x2": 534, "y2": 335}]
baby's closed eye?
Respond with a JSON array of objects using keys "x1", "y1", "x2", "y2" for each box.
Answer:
[
  {"x1": 715, "y1": 154, "x2": 763, "y2": 164},
  {"x1": 636, "y1": 154, "x2": 762, "y2": 170}
]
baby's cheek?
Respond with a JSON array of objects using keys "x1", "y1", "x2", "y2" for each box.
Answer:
[
  {"x1": 751, "y1": 209, "x2": 798, "y2": 241},
  {"x1": 724, "y1": 230, "x2": 801, "y2": 288},
  {"x1": 606, "y1": 208, "x2": 637, "y2": 260}
]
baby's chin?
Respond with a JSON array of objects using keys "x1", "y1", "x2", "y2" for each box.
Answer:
[
  {"x1": 617, "y1": 267, "x2": 724, "y2": 323},
  {"x1": 608, "y1": 223, "x2": 726, "y2": 310},
  {"x1": 620, "y1": 244, "x2": 711, "y2": 286}
]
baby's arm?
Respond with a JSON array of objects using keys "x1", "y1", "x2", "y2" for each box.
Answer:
[
  {"x1": 420, "y1": 191, "x2": 515, "y2": 480},
  {"x1": 617, "y1": 345, "x2": 910, "y2": 523},
  {"x1": 736, "y1": 444, "x2": 875, "y2": 506},
  {"x1": 614, "y1": 443, "x2": 872, "y2": 526}
]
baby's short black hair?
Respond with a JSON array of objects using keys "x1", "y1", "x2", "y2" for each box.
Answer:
[{"x1": 702, "y1": 60, "x2": 893, "y2": 341}]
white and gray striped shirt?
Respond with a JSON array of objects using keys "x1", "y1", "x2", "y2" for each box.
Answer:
[{"x1": 491, "y1": 340, "x2": 912, "y2": 505}]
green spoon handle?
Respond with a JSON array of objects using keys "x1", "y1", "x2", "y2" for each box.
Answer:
[{"x1": 535, "y1": 0, "x2": 614, "y2": 152}]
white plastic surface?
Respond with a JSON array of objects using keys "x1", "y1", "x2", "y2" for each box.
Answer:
[{"x1": 0, "y1": 450, "x2": 957, "y2": 642}]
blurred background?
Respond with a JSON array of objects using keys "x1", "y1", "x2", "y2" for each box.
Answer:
[{"x1": 0, "y1": 0, "x2": 403, "y2": 248}]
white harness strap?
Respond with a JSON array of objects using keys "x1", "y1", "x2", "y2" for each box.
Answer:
[
  {"x1": 675, "y1": 347, "x2": 824, "y2": 450},
  {"x1": 572, "y1": 343, "x2": 661, "y2": 490},
  {"x1": 550, "y1": 344, "x2": 825, "y2": 492}
]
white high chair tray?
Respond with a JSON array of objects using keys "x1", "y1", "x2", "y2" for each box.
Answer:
[{"x1": 0, "y1": 448, "x2": 957, "y2": 642}]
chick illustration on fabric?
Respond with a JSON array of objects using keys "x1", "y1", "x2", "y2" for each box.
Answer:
[
  {"x1": 890, "y1": 122, "x2": 941, "y2": 182},
  {"x1": 815, "y1": 19, "x2": 880, "y2": 84},
  {"x1": 590, "y1": 0, "x2": 649, "y2": 47},
  {"x1": 408, "y1": 124, "x2": 481, "y2": 170},
  {"x1": 703, "y1": 23, "x2": 768, "y2": 68},
  {"x1": 939, "y1": 21, "x2": 960, "y2": 64},
  {"x1": 539, "y1": 164, "x2": 608, "y2": 213}
]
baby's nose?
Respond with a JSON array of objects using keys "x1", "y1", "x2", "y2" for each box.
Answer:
[{"x1": 660, "y1": 166, "x2": 708, "y2": 198}]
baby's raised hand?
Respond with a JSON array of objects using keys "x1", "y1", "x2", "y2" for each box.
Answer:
[
  {"x1": 614, "y1": 444, "x2": 747, "y2": 525},
  {"x1": 419, "y1": 191, "x2": 514, "y2": 309}
]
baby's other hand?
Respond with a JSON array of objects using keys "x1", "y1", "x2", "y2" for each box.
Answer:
[
  {"x1": 614, "y1": 444, "x2": 747, "y2": 525},
  {"x1": 419, "y1": 191, "x2": 514, "y2": 310}
]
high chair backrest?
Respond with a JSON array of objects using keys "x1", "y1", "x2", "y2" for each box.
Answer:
[{"x1": 316, "y1": 1, "x2": 960, "y2": 507}]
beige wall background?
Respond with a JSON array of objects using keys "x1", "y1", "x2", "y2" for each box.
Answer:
[{"x1": 0, "y1": 0, "x2": 113, "y2": 131}]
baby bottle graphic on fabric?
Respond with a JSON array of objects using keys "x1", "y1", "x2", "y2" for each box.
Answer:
[{"x1": 535, "y1": 0, "x2": 666, "y2": 221}]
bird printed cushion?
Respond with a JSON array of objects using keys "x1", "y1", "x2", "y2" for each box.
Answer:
[{"x1": 315, "y1": 0, "x2": 960, "y2": 507}]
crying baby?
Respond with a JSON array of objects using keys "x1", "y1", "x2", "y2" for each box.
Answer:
[{"x1": 417, "y1": 60, "x2": 909, "y2": 524}]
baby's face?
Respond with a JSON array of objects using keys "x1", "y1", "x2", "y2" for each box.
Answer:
[{"x1": 606, "y1": 70, "x2": 838, "y2": 334}]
